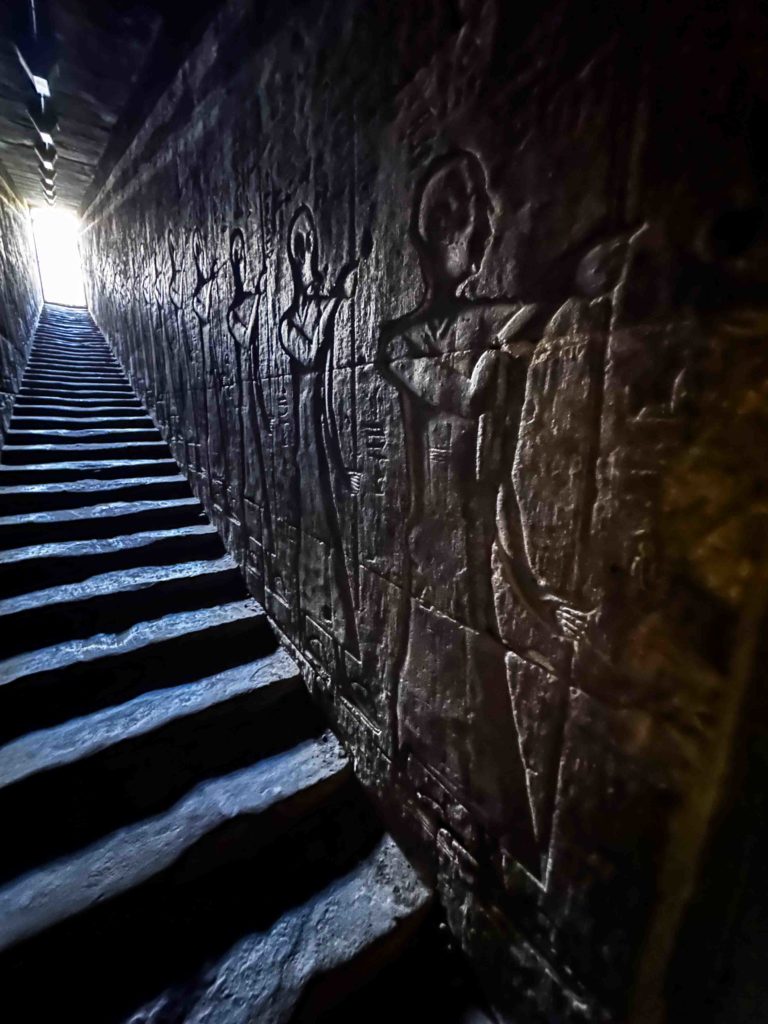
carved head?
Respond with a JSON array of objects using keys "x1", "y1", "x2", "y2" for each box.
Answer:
[
  {"x1": 229, "y1": 227, "x2": 247, "y2": 284},
  {"x1": 191, "y1": 227, "x2": 208, "y2": 278},
  {"x1": 167, "y1": 226, "x2": 176, "y2": 262},
  {"x1": 413, "y1": 150, "x2": 493, "y2": 291},
  {"x1": 287, "y1": 205, "x2": 321, "y2": 292}
]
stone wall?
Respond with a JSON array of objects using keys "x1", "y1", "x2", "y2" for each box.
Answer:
[
  {"x1": 0, "y1": 167, "x2": 42, "y2": 438},
  {"x1": 80, "y1": 0, "x2": 768, "y2": 1019}
]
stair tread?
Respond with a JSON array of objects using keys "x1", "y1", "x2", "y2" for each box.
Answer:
[
  {"x1": 0, "y1": 598, "x2": 264, "y2": 685},
  {"x1": 0, "y1": 523, "x2": 219, "y2": 566},
  {"x1": 0, "y1": 474, "x2": 187, "y2": 498},
  {"x1": 0, "y1": 497, "x2": 200, "y2": 531},
  {"x1": 9, "y1": 417, "x2": 152, "y2": 426},
  {"x1": 0, "y1": 458, "x2": 177, "y2": 473},
  {"x1": 0, "y1": 550, "x2": 232, "y2": 619},
  {"x1": 6, "y1": 430, "x2": 161, "y2": 443},
  {"x1": 3, "y1": 441, "x2": 166, "y2": 453},
  {"x1": 130, "y1": 835, "x2": 431, "y2": 1024},
  {"x1": 0, "y1": 649, "x2": 299, "y2": 791},
  {"x1": 0, "y1": 732, "x2": 349, "y2": 951}
]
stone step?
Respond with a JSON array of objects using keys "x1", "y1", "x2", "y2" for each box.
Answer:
[
  {"x1": 1, "y1": 441, "x2": 169, "y2": 465},
  {"x1": 0, "y1": 560, "x2": 248, "y2": 662},
  {"x1": 0, "y1": 497, "x2": 206, "y2": 549},
  {"x1": 32, "y1": 343, "x2": 105, "y2": 349},
  {"x1": 26, "y1": 352, "x2": 118, "y2": 363},
  {"x1": 6, "y1": 428, "x2": 162, "y2": 446},
  {"x1": 22, "y1": 374, "x2": 128, "y2": 385},
  {"x1": 0, "y1": 524, "x2": 228, "y2": 599},
  {"x1": 9, "y1": 415, "x2": 154, "y2": 431},
  {"x1": 121, "y1": 836, "x2": 431, "y2": 1024},
  {"x1": 24, "y1": 365, "x2": 121, "y2": 376},
  {"x1": 0, "y1": 457, "x2": 178, "y2": 485},
  {"x1": 24, "y1": 360, "x2": 122, "y2": 370},
  {"x1": 11, "y1": 404, "x2": 145, "y2": 418},
  {"x1": 31, "y1": 347, "x2": 109, "y2": 358},
  {"x1": 0, "y1": 732, "x2": 352, "y2": 953},
  {"x1": 0, "y1": 599, "x2": 275, "y2": 742},
  {"x1": 20, "y1": 376, "x2": 130, "y2": 386},
  {"x1": 19, "y1": 386, "x2": 135, "y2": 399},
  {"x1": 14, "y1": 395, "x2": 142, "y2": 409},
  {"x1": 0, "y1": 650, "x2": 312, "y2": 885},
  {"x1": 0, "y1": 474, "x2": 191, "y2": 514}
]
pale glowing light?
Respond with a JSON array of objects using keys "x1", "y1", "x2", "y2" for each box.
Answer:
[{"x1": 31, "y1": 207, "x2": 87, "y2": 307}]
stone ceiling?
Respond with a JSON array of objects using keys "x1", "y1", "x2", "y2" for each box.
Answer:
[{"x1": 0, "y1": 0, "x2": 222, "y2": 212}]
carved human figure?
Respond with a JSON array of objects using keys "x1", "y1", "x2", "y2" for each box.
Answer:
[
  {"x1": 279, "y1": 205, "x2": 361, "y2": 663},
  {"x1": 226, "y1": 227, "x2": 273, "y2": 556},
  {"x1": 188, "y1": 227, "x2": 220, "y2": 484},
  {"x1": 377, "y1": 151, "x2": 588, "y2": 856},
  {"x1": 163, "y1": 226, "x2": 190, "y2": 448}
]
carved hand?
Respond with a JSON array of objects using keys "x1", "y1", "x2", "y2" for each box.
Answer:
[{"x1": 552, "y1": 601, "x2": 595, "y2": 642}]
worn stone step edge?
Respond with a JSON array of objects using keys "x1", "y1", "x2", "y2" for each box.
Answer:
[
  {"x1": 0, "y1": 649, "x2": 300, "y2": 792},
  {"x1": 0, "y1": 497, "x2": 200, "y2": 534},
  {"x1": 0, "y1": 598, "x2": 265, "y2": 686},
  {"x1": 0, "y1": 733, "x2": 349, "y2": 951},
  {"x1": 0, "y1": 479, "x2": 191, "y2": 516},
  {"x1": 9, "y1": 418, "x2": 153, "y2": 431},
  {"x1": 1, "y1": 442, "x2": 170, "y2": 465},
  {"x1": 0, "y1": 522, "x2": 221, "y2": 570},
  {"x1": 135, "y1": 834, "x2": 432, "y2": 1024},
  {"x1": 0, "y1": 557, "x2": 239, "y2": 626},
  {"x1": 12, "y1": 401, "x2": 145, "y2": 413},
  {"x1": 0, "y1": 458, "x2": 178, "y2": 477},
  {"x1": 14, "y1": 397, "x2": 141, "y2": 408},
  {"x1": 6, "y1": 429, "x2": 162, "y2": 445},
  {"x1": 0, "y1": 471, "x2": 187, "y2": 499}
]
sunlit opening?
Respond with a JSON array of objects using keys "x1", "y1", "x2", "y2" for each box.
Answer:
[{"x1": 30, "y1": 207, "x2": 87, "y2": 307}]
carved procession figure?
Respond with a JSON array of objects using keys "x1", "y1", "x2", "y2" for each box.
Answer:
[
  {"x1": 279, "y1": 205, "x2": 361, "y2": 668},
  {"x1": 187, "y1": 226, "x2": 220, "y2": 490},
  {"x1": 377, "y1": 151, "x2": 589, "y2": 862},
  {"x1": 226, "y1": 225, "x2": 274, "y2": 561}
]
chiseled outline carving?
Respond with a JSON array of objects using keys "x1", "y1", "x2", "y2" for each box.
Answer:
[
  {"x1": 189, "y1": 226, "x2": 220, "y2": 483},
  {"x1": 378, "y1": 150, "x2": 590, "y2": 870},
  {"x1": 279, "y1": 204, "x2": 362, "y2": 663},
  {"x1": 226, "y1": 225, "x2": 274, "y2": 558}
]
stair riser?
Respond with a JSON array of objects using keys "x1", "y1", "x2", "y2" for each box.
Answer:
[
  {"x1": 0, "y1": 613, "x2": 277, "y2": 744},
  {"x1": 0, "y1": 531, "x2": 226, "y2": 598},
  {"x1": 26, "y1": 357, "x2": 119, "y2": 366},
  {"x1": 0, "y1": 461, "x2": 178, "y2": 485},
  {"x1": 0, "y1": 682, "x2": 314, "y2": 886},
  {"x1": 23, "y1": 374, "x2": 127, "y2": 384},
  {"x1": 11, "y1": 407, "x2": 145, "y2": 419},
  {"x1": 1, "y1": 566, "x2": 244, "y2": 658},
  {"x1": 14, "y1": 398, "x2": 141, "y2": 409},
  {"x1": 0, "y1": 478, "x2": 190, "y2": 514},
  {"x1": 7, "y1": 431, "x2": 162, "y2": 446},
  {"x1": 0, "y1": 503, "x2": 205, "y2": 550},
  {"x1": 19, "y1": 390, "x2": 134, "y2": 400},
  {"x1": 0, "y1": 770, "x2": 378, "y2": 1024},
  {"x1": 1, "y1": 444, "x2": 169, "y2": 465}
]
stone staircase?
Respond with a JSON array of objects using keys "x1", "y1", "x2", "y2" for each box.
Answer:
[{"x1": 0, "y1": 304, "x2": 489, "y2": 1023}]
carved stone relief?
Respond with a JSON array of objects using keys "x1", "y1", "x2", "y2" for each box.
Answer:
[{"x1": 79, "y1": 0, "x2": 768, "y2": 1019}]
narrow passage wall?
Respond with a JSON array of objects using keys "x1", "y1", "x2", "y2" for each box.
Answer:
[
  {"x1": 80, "y1": 0, "x2": 768, "y2": 1019},
  {"x1": 0, "y1": 169, "x2": 42, "y2": 438}
]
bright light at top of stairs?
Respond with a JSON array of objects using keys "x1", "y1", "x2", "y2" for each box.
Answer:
[{"x1": 30, "y1": 207, "x2": 87, "y2": 308}]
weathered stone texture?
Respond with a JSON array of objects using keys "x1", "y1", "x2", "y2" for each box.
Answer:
[
  {"x1": 0, "y1": 169, "x2": 42, "y2": 439},
  {"x1": 80, "y1": 0, "x2": 768, "y2": 1019}
]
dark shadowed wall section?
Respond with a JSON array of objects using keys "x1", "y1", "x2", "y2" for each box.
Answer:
[
  {"x1": 79, "y1": 0, "x2": 768, "y2": 1020},
  {"x1": 0, "y1": 168, "x2": 43, "y2": 439}
]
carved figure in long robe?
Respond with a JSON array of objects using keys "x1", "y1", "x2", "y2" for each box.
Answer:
[{"x1": 279, "y1": 206, "x2": 361, "y2": 663}]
